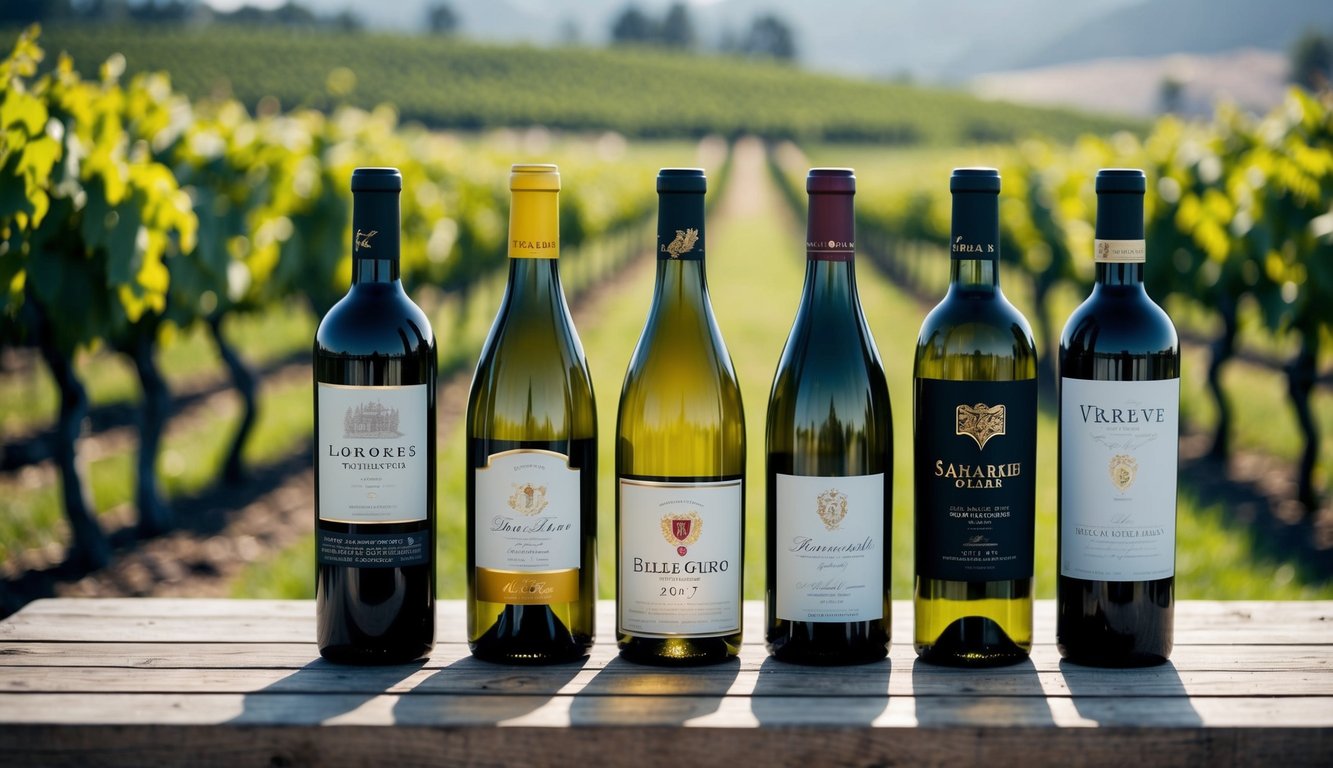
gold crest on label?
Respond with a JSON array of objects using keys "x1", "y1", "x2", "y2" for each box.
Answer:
[
  {"x1": 665, "y1": 227, "x2": 699, "y2": 258},
  {"x1": 1108, "y1": 454, "x2": 1138, "y2": 492},
  {"x1": 660, "y1": 510, "x2": 702, "y2": 556},
  {"x1": 508, "y1": 483, "x2": 548, "y2": 516},
  {"x1": 955, "y1": 403, "x2": 1006, "y2": 450},
  {"x1": 815, "y1": 489, "x2": 848, "y2": 531}
]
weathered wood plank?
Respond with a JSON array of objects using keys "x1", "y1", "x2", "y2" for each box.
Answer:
[
  {"x1": 1, "y1": 662, "x2": 1328, "y2": 697},
  {"x1": 3, "y1": 599, "x2": 1328, "y2": 644},
  {"x1": 0, "y1": 720, "x2": 1327, "y2": 768},
  {"x1": 1, "y1": 693, "x2": 1331, "y2": 729},
  {"x1": 2, "y1": 641, "x2": 1327, "y2": 673}
]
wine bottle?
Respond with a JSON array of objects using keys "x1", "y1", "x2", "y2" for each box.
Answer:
[
  {"x1": 913, "y1": 168, "x2": 1037, "y2": 667},
  {"x1": 1057, "y1": 168, "x2": 1180, "y2": 667},
  {"x1": 314, "y1": 167, "x2": 436, "y2": 664},
  {"x1": 766, "y1": 168, "x2": 892, "y2": 665},
  {"x1": 616, "y1": 168, "x2": 745, "y2": 666},
  {"x1": 466, "y1": 164, "x2": 596, "y2": 664}
]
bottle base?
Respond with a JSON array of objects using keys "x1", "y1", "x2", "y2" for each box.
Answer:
[
  {"x1": 469, "y1": 638, "x2": 593, "y2": 666},
  {"x1": 618, "y1": 635, "x2": 739, "y2": 667},
  {"x1": 1057, "y1": 645, "x2": 1170, "y2": 668},
  {"x1": 914, "y1": 616, "x2": 1030, "y2": 668},
  {"x1": 318, "y1": 642, "x2": 433, "y2": 666}
]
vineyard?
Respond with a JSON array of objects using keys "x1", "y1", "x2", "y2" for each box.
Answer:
[
  {"x1": 26, "y1": 24, "x2": 1132, "y2": 145},
  {"x1": 772, "y1": 93, "x2": 1333, "y2": 513},
  {"x1": 1, "y1": 25, "x2": 1330, "y2": 611},
  {"x1": 0, "y1": 27, "x2": 688, "y2": 594}
]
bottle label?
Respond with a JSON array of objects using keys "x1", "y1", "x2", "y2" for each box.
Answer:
[
  {"x1": 776, "y1": 473, "x2": 885, "y2": 622},
  {"x1": 618, "y1": 478, "x2": 742, "y2": 637},
  {"x1": 1060, "y1": 377, "x2": 1179, "y2": 581},
  {"x1": 317, "y1": 383, "x2": 428, "y2": 524},
  {"x1": 317, "y1": 529, "x2": 429, "y2": 568},
  {"x1": 915, "y1": 378, "x2": 1037, "y2": 582},
  {"x1": 474, "y1": 450, "x2": 581, "y2": 604},
  {"x1": 1094, "y1": 239, "x2": 1146, "y2": 263}
]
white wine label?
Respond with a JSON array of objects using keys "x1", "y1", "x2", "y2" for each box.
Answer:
[
  {"x1": 618, "y1": 478, "x2": 742, "y2": 638},
  {"x1": 776, "y1": 473, "x2": 885, "y2": 623},
  {"x1": 1060, "y1": 377, "x2": 1179, "y2": 581},
  {"x1": 1094, "y1": 239, "x2": 1146, "y2": 263},
  {"x1": 475, "y1": 450, "x2": 581, "y2": 572},
  {"x1": 317, "y1": 383, "x2": 428, "y2": 523}
]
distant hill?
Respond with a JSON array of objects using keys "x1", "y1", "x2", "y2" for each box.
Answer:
[
  {"x1": 196, "y1": 0, "x2": 1333, "y2": 82},
  {"x1": 994, "y1": 0, "x2": 1333, "y2": 73}
]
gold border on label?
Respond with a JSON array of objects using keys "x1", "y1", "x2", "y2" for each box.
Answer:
[
  {"x1": 617, "y1": 627, "x2": 742, "y2": 639},
  {"x1": 1094, "y1": 239, "x2": 1146, "y2": 263},
  {"x1": 476, "y1": 567, "x2": 579, "y2": 604},
  {"x1": 475, "y1": 448, "x2": 575, "y2": 471}
]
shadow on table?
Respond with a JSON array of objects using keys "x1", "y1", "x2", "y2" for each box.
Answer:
[
  {"x1": 1060, "y1": 659, "x2": 1203, "y2": 726},
  {"x1": 911, "y1": 658, "x2": 1056, "y2": 726},
  {"x1": 229, "y1": 658, "x2": 426, "y2": 725},
  {"x1": 568, "y1": 656, "x2": 741, "y2": 726},
  {"x1": 392, "y1": 654, "x2": 589, "y2": 725},
  {"x1": 751, "y1": 656, "x2": 891, "y2": 726}
]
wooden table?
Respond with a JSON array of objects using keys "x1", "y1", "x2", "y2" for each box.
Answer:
[{"x1": 0, "y1": 599, "x2": 1329, "y2": 766}]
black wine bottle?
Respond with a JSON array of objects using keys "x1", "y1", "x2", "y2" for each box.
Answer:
[
  {"x1": 314, "y1": 167, "x2": 436, "y2": 664},
  {"x1": 1057, "y1": 168, "x2": 1180, "y2": 667}
]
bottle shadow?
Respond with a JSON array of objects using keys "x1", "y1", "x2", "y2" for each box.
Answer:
[
  {"x1": 1059, "y1": 659, "x2": 1203, "y2": 726},
  {"x1": 229, "y1": 657, "x2": 428, "y2": 725},
  {"x1": 568, "y1": 656, "x2": 742, "y2": 726},
  {"x1": 392, "y1": 654, "x2": 591, "y2": 726},
  {"x1": 751, "y1": 656, "x2": 891, "y2": 726},
  {"x1": 911, "y1": 658, "x2": 1056, "y2": 726}
]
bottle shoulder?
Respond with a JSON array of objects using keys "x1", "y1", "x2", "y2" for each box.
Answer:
[
  {"x1": 1060, "y1": 287, "x2": 1179, "y2": 358},
  {"x1": 914, "y1": 289, "x2": 1037, "y2": 374},
  {"x1": 315, "y1": 284, "x2": 435, "y2": 358}
]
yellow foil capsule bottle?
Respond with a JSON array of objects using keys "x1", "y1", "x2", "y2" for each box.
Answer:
[{"x1": 466, "y1": 164, "x2": 597, "y2": 664}]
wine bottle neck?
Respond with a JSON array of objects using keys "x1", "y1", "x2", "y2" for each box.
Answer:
[
  {"x1": 509, "y1": 187, "x2": 559, "y2": 260},
  {"x1": 503, "y1": 256, "x2": 565, "y2": 312},
  {"x1": 806, "y1": 192, "x2": 855, "y2": 263},
  {"x1": 949, "y1": 188, "x2": 1000, "y2": 292},
  {"x1": 350, "y1": 189, "x2": 400, "y2": 285},
  {"x1": 1095, "y1": 262, "x2": 1145, "y2": 287},
  {"x1": 657, "y1": 191, "x2": 705, "y2": 262},
  {"x1": 1094, "y1": 183, "x2": 1146, "y2": 290},
  {"x1": 803, "y1": 259, "x2": 857, "y2": 312}
]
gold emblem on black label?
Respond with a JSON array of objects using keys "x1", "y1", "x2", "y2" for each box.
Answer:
[
  {"x1": 1109, "y1": 454, "x2": 1138, "y2": 492},
  {"x1": 663, "y1": 227, "x2": 699, "y2": 258},
  {"x1": 815, "y1": 489, "x2": 848, "y2": 531},
  {"x1": 955, "y1": 403, "x2": 1006, "y2": 450}
]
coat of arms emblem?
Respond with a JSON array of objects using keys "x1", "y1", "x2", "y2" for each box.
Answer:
[
  {"x1": 955, "y1": 402, "x2": 1006, "y2": 450},
  {"x1": 815, "y1": 489, "x2": 847, "y2": 531},
  {"x1": 660, "y1": 511, "x2": 703, "y2": 556},
  {"x1": 1108, "y1": 454, "x2": 1138, "y2": 492},
  {"x1": 508, "y1": 483, "x2": 548, "y2": 516}
]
